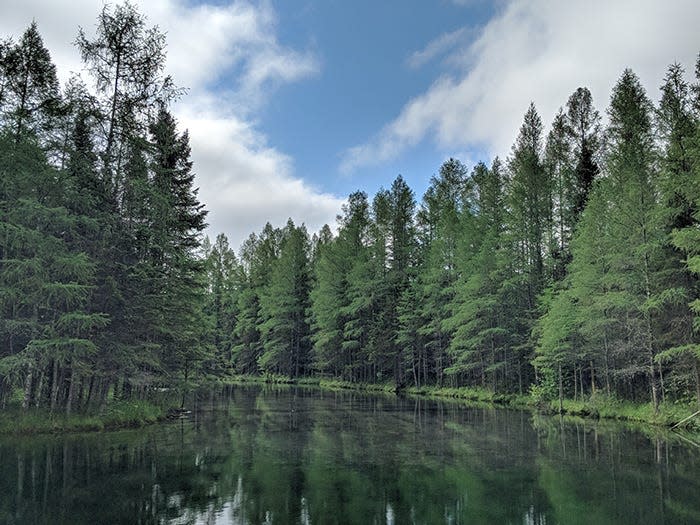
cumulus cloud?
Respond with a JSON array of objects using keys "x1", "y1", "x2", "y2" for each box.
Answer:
[
  {"x1": 177, "y1": 94, "x2": 343, "y2": 249},
  {"x1": 342, "y1": 0, "x2": 700, "y2": 173},
  {"x1": 0, "y1": 0, "x2": 337, "y2": 251}
]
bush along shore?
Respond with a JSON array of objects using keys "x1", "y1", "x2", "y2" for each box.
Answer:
[
  {"x1": 226, "y1": 375, "x2": 700, "y2": 433},
  {"x1": 0, "y1": 396, "x2": 183, "y2": 435},
  {"x1": 3, "y1": 375, "x2": 698, "y2": 435}
]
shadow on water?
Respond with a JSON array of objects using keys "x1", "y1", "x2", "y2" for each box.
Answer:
[{"x1": 1, "y1": 384, "x2": 699, "y2": 524}]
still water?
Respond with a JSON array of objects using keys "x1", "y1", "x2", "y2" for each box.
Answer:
[{"x1": 1, "y1": 385, "x2": 699, "y2": 524}]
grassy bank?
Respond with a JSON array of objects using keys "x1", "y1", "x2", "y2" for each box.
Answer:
[
  {"x1": 227, "y1": 374, "x2": 397, "y2": 393},
  {"x1": 226, "y1": 374, "x2": 700, "y2": 432},
  {"x1": 0, "y1": 399, "x2": 171, "y2": 435}
]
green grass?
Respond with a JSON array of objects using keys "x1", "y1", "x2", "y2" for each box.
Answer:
[
  {"x1": 224, "y1": 374, "x2": 700, "y2": 432},
  {"x1": 0, "y1": 399, "x2": 170, "y2": 435},
  {"x1": 405, "y1": 384, "x2": 531, "y2": 408},
  {"x1": 549, "y1": 395, "x2": 700, "y2": 430},
  {"x1": 225, "y1": 374, "x2": 397, "y2": 393}
]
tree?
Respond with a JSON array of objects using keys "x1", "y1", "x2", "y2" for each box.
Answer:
[
  {"x1": 259, "y1": 221, "x2": 312, "y2": 377},
  {"x1": 565, "y1": 87, "x2": 601, "y2": 221},
  {"x1": 446, "y1": 160, "x2": 513, "y2": 390},
  {"x1": 409, "y1": 159, "x2": 471, "y2": 387},
  {"x1": 507, "y1": 103, "x2": 550, "y2": 306},
  {"x1": 76, "y1": 1, "x2": 178, "y2": 198},
  {"x1": 146, "y1": 107, "x2": 208, "y2": 384},
  {"x1": 0, "y1": 22, "x2": 59, "y2": 142},
  {"x1": 203, "y1": 233, "x2": 241, "y2": 375},
  {"x1": 0, "y1": 131, "x2": 106, "y2": 413},
  {"x1": 503, "y1": 104, "x2": 551, "y2": 391},
  {"x1": 661, "y1": 60, "x2": 700, "y2": 405}
]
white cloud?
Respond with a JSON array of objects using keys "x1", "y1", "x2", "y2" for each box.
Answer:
[
  {"x1": 0, "y1": 0, "x2": 336, "y2": 251},
  {"x1": 406, "y1": 27, "x2": 470, "y2": 69},
  {"x1": 342, "y1": 0, "x2": 700, "y2": 173},
  {"x1": 178, "y1": 94, "x2": 343, "y2": 250}
]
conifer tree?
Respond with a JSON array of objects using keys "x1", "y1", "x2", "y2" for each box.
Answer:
[
  {"x1": 259, "y1": 221, "x2": 312, "y2": 377},
  {"x1": 662, "y1": 60, "x2": 700, "y2": 405},
  {"x1": 0, "y1": 22, "x2": 59, "y2": 142},
  {"x1": 76, "y1": 2, "x2": 178, "y2": 199}
]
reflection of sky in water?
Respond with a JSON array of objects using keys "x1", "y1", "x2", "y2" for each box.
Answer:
[{"x1": 1, "y1": 385, "x2": 699, "y2": 525}]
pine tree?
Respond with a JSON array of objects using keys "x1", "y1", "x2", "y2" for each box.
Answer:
[
  {"x1": 0, "y1": 22, "x2": 59, "y2": 142},
  {"x1": 566, "y1": 87, "x2": 601, "y2": 221},
  {"x1": 147, "y1": 108, "x2": 208, "y2": 384},
  {"x1": 504, "y1": 103, "x2": 551, "y2": 391},
  {"x1": 0, "y1": 132, "x2": 105, "y2": 413},
  {"x1": 202, "y1": 233, "x2": 241, "y2": 375},
  {"x1": 259, "y1": 221, "x2": 312, "y2": 377},
  {"x1": 409, "y1": 159, "x2": 470, "y2": 386},
  {"x1": 662, "y1": 60, "x2": 700, "y2": 405},
  {"x1": 544, "y1": 110, "x2": 574, "y2": 279},
  {"x1": 446, "y1": 160, "x2": 511, "y2": 390},
  {"x1": 231, "y1": 226, "x2": 282, "y2": 375},
  {"x1": 76, "y1": 2, "x2": 178, "y2": 199}
]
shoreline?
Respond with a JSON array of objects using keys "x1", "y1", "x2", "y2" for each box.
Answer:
[
  {"x1": 2, "y1": 375, "x2": 698, "y2": 437},
  {"x1": 0, "y1": 399, "x2": 172, "y2": 436},
  {"x1": 225, "y1": 375, "x2": 700, "y2": 433}
]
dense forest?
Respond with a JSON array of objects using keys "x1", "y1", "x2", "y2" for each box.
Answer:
[{"x1": 1, "y1": 3, "x2": 699, "y2": 416}]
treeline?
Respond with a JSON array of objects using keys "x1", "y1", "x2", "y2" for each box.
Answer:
[
  {"x1": 205, "y1": 61, "x2": 700, "y2": 410},
  {"x1": 2, "y1": 2, "x2": 699, "y2": 417},
  {"x1": 0, "y1": 5, "x2": 207, "y2": 413}
]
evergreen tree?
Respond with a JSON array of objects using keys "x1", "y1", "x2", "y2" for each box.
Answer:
[
  {"x1": 409, "y1": 159, "x2": 470, "y2": 386},
  {"x1": 203, "y1": 233, "x2": 241, "y2": 375},
  {"x1": 0, "y1": 22, "x2": 59, "y2": 142},
  {"x1": 146, "y1": 108, "x2": 208, "y2": 383},
  {"x1": 566, "y1": 87, "x2": 601, "y2": 221},
  {"x1": 446, "y1": 160, "x2": 512, "y2": 390},
  {"x1": 259, "y1": 221, "x2": 312, "y2": 377},
  {"x1": 76, "y1": 1, "x2": 178, "y2": 199},
  {"x1": 663, "y1": 60, "x2": 700, "y2": 405},
  {"x1": 504, "y1": 103, "x2": 551, "y2": 391},
  {"x1": 544, "y1": 110, "x2": 574, "y2": 279}
]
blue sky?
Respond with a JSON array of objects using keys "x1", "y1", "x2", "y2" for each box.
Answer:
[
  {"x1": 260, "y1": 0, "x2": 496, "y2": 199},
  {"x1": 2, "y1": 0, "x2": 700, "y2": 249}
]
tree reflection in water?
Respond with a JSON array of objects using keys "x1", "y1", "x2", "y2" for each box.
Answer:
[{"x1": 1, "y1": 385, "x2": 699, "y2": 524}]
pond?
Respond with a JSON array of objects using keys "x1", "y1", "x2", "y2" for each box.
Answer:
[{"x1": 1, "y1": 385, "x2": 699, "y2": 524}]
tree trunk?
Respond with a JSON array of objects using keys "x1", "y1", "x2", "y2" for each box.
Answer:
[
  {"x1": 603, "y1": 332, "x2": 611, "y2": 397},
  {"x1": 658, "y1": 362, "x2": 665, "y2": 404},
  {"x1": 85, "y1": 376, "x2": 96, "y2": 409},
  {"x1": 558, "y1": 364, "x2": 564, "y2": 414},
  {"x1": 49, "y1": 360, "x2": 60, "y2": 412},
  {"x1": 22, "y1": 368, "x2": 33, "y2": 411},
  {"x1": 694, "y1": 359, "x2": 700, "y2": 409},
  {"x1": 65, "y1": 366, "x2": 77, "y2": 416},
  {"x1": 649, "y1": 357, "x2": 659, "y2": 413},
  {"x1": 34, "y1": 368, "x2": 45, "y2": 409}
]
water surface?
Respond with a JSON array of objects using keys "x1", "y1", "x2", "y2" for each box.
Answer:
[{"x1": 2, "y1": 385, "x2": 699, "y2": 524}]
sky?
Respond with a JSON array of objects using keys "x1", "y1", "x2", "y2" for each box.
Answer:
[{"x1": 1, "y1": 0, "x2": 699, "y2": 250}]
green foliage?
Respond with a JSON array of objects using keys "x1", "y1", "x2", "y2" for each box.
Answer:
[
  {"x1": 2, "y1": 6, "x2": 700, "y2": 430},
  {"x1": 0, "y1": 5, "x2": 208, "y2": 415}
]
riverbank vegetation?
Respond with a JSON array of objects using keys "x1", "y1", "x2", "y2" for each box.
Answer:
[
  {"x1": 1, "y1": 3, "x2": 700, "y2": 431},
  {"x1": 226, "y1": 375, "x2": 700, "y2": 431},
  {"x1": 0, "y1": 399, "x2": 168, "y2": 434},
  {"x1": 207, "y1": 60, "x2": 700, "y2": 424}
]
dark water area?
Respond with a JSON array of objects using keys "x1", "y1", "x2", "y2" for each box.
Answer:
[{"x1": 1, "y1": 385, "x2": 699, "y2": 524}]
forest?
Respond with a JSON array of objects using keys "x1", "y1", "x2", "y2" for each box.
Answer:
[{"x1": 1, "y1": 3, "x2": 699, "y2": 417}]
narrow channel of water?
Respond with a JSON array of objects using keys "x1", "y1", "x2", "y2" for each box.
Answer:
[{"x1": 1, "y1": 385, "x2": 699, "y2": 524}]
